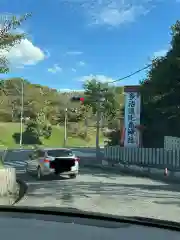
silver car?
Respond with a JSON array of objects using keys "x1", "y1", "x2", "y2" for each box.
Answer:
[{"x1": 26, "y1": 148, "x2": 79, "y2": 180}]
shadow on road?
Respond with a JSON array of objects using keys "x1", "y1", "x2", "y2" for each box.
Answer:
[
  {"x1": 15, "y1": 167, "x2": 180, "y2": 208},
  {"x1": 17, "y1": 171, "x2": 69, "y2": 182},
  {"x1": 153, "y1": 200, "x2": 180, "y2": 208},
  {"x1": 85, "y1": 165, "x2": 180, "y2": 185}
]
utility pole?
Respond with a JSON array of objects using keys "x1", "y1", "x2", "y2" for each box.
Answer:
[
  {"x1": 96, "y1": 99, "x2": 101, "y2": 161},
  {"x1": 64, "y1": 108, "x2": 68, "y2": 147},
  {"x1": 95, "y1": 86, "x2": 106, "y2": 161},
  {"x1": 19, "y1": 80, "x2": 24, "y2": 147}
]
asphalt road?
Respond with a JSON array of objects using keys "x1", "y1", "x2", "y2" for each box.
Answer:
[
  {"x1": 3, "y1": 147, "x2": 180, "y2": 222},
  {"x1": 15, "y1": 166, "x2": 180, "y2": 222}
]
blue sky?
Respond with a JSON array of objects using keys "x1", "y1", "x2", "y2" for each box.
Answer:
[{"x1": 0, "y1": 0, "x2": 180, "y2": 91}]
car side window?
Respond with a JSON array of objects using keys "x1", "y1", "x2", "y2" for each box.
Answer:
[{"x1": 29, "y1": 150, "x2": 38, "y2": 160}]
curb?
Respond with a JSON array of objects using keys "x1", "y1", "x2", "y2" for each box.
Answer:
[
  {"x1": 85, "y1": 164, "x2": 180, "y2": 185},
  {"x1": 12, "y1": 179, "x2": 28, "y2": 205}
]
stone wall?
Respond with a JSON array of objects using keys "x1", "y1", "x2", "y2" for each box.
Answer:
[{"x1": 0, "y1": 167, "x2": 17, "y2": 196}]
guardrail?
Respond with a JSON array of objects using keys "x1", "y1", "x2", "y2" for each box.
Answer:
[{"x1": 104, "y1": 146, "x2": 180, "y2": 171}]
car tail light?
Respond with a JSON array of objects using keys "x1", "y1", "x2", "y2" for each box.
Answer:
[{"x1": 44, "y1": 159, "x2": 50, "y2": 163}]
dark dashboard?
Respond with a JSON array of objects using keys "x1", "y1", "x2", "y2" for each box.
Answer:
[{"x1": 0, "y1": 207, "x2": 179, "y2": 239}]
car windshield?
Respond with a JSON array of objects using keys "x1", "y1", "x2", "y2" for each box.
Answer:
[
  {"x1": 47, "y1": 150, "x2": 73, "y2": 157},
  {"x1": 1, "y1": 0, "x2": 180, "y2": 227}
]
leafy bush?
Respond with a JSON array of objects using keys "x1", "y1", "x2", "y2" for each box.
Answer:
[
  {"x1": 43, "y1": 125, "x2": 52, "y2": 139},
  {"x1": 107, "y1": 129, "x2": 121, "y2": 146},
  {"x1": 0, "y1": 156, "x2": 4, "y2": 168}
]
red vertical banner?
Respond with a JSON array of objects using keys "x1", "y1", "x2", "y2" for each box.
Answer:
[{"x1": 120, "y1": 126, "x2": 125, "y2": 146}]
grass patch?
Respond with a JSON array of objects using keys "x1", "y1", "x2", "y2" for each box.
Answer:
[
  {"x1": 0, "y1": 122, "x2": 105, "y2": 148},
  {"x1": 0, "y1": 163, "x2": 4, "y2": 168},
  {"x1": 0, "y1": 157, "x2": 4, "y2": 168}
]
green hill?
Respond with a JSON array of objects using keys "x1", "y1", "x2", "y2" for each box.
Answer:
[
  {"x1": 0, "y1": 122, "x2": 105, "y2": 149},
  {"x1": 0, "y1": 78, "x2": 124, "y2": 148}
]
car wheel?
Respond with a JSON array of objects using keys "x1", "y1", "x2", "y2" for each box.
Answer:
[
  {"x1": 69, "y1": 174, "x2": 76, "y2": 179},
  {"x1": 37, "y1": 166, "x2": 43, "y2": 180}
]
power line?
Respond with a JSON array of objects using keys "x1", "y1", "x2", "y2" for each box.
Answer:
[
  {"x1": 101, "y1": 63, "x2": 152, "y2": 108},
  {"x1": 109, "y1": 63, "x2": 152, "y2": 84}
]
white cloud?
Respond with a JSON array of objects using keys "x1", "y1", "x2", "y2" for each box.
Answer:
[
  {"x1": 63, "y1": 0, "x2": 154, "y2": 27},
  {"x1": 0, "y1": 38, "x2": 45, "y2": 67},
  {"x1": 93, "y1": 5, "x2": 147, "y2": 26},
  {"x1": 48, "y1": 64, "x2": 62, "y2": 74},
  {"x1": 71, "y1": 68, "x2": 77, "y2": 72},
  {"x1": 78, "y1": 61, "x2": 85, "y2": 66},
  {"x1": 153, "y1": 49, "x2": 168, "y2": 58},
  {"x1": 79, "y1": 74, "x2": 115, "y2": 83},
  {"x1": 66, "y1": 51, "x2": 83, "y2": 55}
]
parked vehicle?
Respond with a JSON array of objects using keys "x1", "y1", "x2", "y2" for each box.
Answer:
[{"x1": 26, "y1": 148, "x2": 79, "y2": 180}]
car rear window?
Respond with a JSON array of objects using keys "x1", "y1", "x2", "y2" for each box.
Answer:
[{"x1": 47, "y1": 149, "x2": 73, "y2": 157}]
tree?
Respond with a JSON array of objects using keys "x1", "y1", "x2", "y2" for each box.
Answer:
[
  {"x1": 23, "y1": 119, "x2": 42, "y2": 144},
  {"x1": 42, "y1": 125, "x2": 52, "y2": 139},
  {"x1": 106, "y1": 129, "x2": 121, "y2": 146},
  {"x1": 140, "y1": 20, "x2": 180, "y2": 147},
  {"x1": 83, "y1": 79, "x2": 118, "y2": 120},
  {"x1": 83, "y1": 79, "x2": 125, "y2": 146},
  {"x1": 0, "y1": 13, "x2": 31, "y2": 73},
  {"x1": 36, "y1": 110, "x2": 52, "y2": 139},
  {"x1": 21, "y1": 116, "x2": 52, "y2": 145}
]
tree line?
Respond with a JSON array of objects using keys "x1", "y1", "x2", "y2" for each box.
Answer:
[
  {"x1": 0, "y1": 77, "x2": 124, "y2": 144},
  {"x1": 140, "y1": 21, "x2": 180, "y2": 147}
]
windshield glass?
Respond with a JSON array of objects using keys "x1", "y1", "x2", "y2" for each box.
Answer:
[
  {"x1": 1, "y1": 0, "x2": 180, "y2": 225},
  {"x1": 47, "y1": 150, "x2": 73, "y2": 157}
]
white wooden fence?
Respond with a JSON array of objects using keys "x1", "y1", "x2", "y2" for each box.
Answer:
[{"x1": 104, "y1": 146, "x2": 180, "y2": 170}]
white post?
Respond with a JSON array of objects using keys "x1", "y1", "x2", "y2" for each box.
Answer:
[
  {"x1": 64, "y1": 108, "x2": 68, "y2": 147},
  {"x1": 19, "y1": 80, "x2": 24, "y2": 147}
]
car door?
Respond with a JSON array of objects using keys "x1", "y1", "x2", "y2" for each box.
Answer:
[{"x1": 26, "y1": 150, "x2": 39, "y2": 173}]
